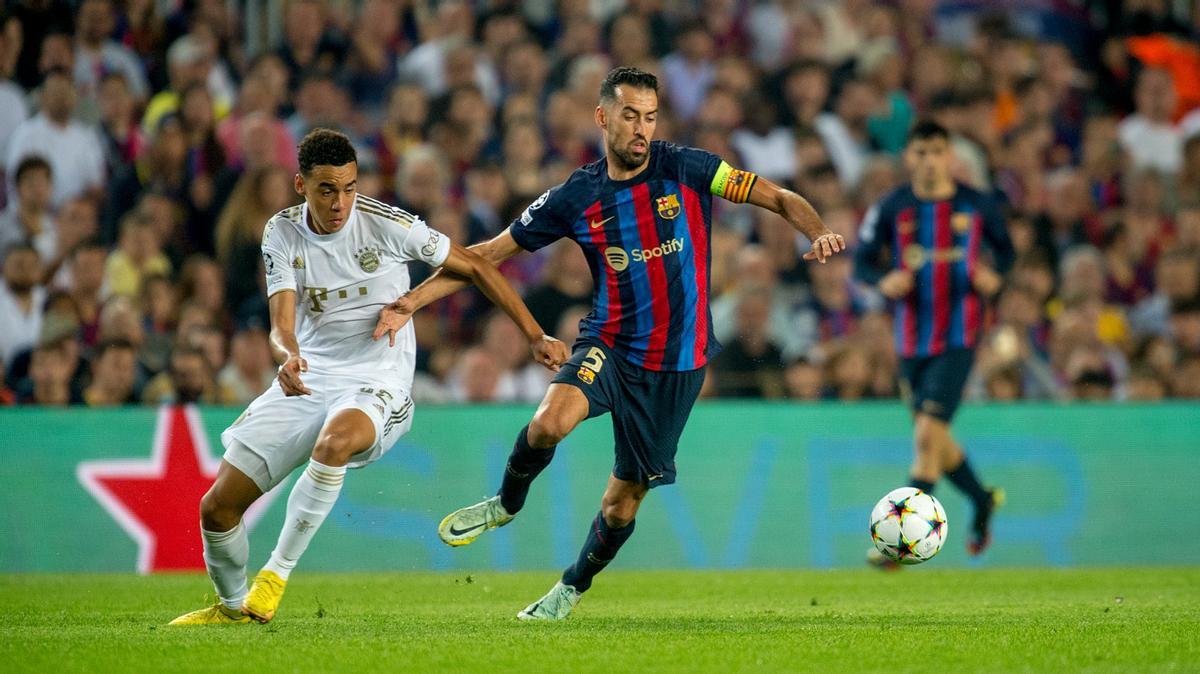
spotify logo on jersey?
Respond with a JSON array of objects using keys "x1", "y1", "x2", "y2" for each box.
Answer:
[
  {"x1": 604, "y1": 247, "x2": 630, "y2": 271},
  {"x1": 603, "y1": 238, "x2": 685, "y2": 272}
]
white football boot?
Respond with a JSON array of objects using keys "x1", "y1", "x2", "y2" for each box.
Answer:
[
  {"x1": 437, "y1": 495, "x2": 514, "y2": 546},
  {"x1": 517, "y1": 581, "x2": 582, "y2": 621}
]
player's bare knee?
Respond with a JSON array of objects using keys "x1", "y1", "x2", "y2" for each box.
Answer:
[
  {"x1": 199, "y1": 489, "x2": 240, "y2": 531},
  {"x1": 601, "y1": 501, "x2": 636, "y2": 529},
  {"x1": 601, "y1": 492, "x2": 642, "y2": 528},
  {"x1": 528, "y1": 412, "x2": 571, "y2": 447},
  {"x1": 913, "y1": 416, "x2": 941, "y2": 453},
  {"x1": 312, "y1": 431, "x2": 361, "y2": 466}
]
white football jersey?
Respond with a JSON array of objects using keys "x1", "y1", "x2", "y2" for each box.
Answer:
[{"x1": 261, "y1": 194, "x2": 451, "y2": 381}]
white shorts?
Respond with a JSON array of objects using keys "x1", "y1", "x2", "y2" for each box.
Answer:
[{"x1": 221, "y1": 370, "x2": 414, "y2": 492}]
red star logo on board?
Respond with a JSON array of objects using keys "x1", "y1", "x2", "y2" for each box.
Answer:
[{"x1": 76, "y1": 406, "x2": 279, "y2": 574}]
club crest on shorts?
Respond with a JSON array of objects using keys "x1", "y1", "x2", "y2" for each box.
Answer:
[
  {"x1": 656, "y1": 194, "x2": 681, "y2": 219},
  {"x1": 292, "y1": 255, "x2": 305, "y2": 269},
  {"x1": 356, "y1": 246, "x2": 381, "y2": 273},
  {"x1": 577, "y1": 367, "x2": 596, "y2": 384}
]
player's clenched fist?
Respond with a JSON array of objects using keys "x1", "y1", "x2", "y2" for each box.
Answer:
[
  {"x1": 531, "y1": 335, "x2": 570, "y2": 372},
  {"x1": 802, "y1": 232, "x2": 846, "y2": 263},
  {"x1": 878, "y1": 269, "x2": 915, "y2": 299},
  {"x1": 373, "y1": 297, "x2": 418, "y2": 347},
  {"x1": 277, "y1": 354, "x2": 311, "y2": 396}
]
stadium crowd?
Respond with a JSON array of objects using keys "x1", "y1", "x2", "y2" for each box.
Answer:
[{"x1": 1, "y1": 0, "x2": 1199, "y2": 406}]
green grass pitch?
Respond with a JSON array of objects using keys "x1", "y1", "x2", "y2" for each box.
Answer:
[{"x1": 2, "y1": 568, "x2": 1197, "y2": 673}]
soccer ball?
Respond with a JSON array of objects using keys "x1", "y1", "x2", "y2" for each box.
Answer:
[{"x1": 869, "y1": 487, "x2": 948, "y2": 565}]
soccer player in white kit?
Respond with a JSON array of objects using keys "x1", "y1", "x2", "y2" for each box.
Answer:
[{"x1": 170, "y1": 129, "x2": 569, "y2": 625}]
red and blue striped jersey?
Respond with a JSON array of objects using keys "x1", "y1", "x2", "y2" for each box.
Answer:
[
  {"x1": 510, "y1": 141, "x2": 755, "y2": 372},
  {"x1": 854, "y1": 183, "x2": 1015, "y2": 358}
]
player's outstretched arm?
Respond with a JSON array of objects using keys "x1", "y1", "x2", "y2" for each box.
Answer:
[
  {"x1": 268, "y1": 289, "x2": 311, "y2": 396},
  {"x1": 373, "y1": 230, "x2": 524, "y2": 341},
  {"x1": 746, "y1": 178, "x2": 845, "y2": 263}
]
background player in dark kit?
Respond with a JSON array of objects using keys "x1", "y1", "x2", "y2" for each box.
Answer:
[{"x1": 856, "y1": 121, "x2": 1015, "y2": 562}]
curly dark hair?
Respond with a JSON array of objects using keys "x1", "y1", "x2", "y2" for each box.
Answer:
[
  {"x1": 599, "y1": 67, "x2": 658, "y2": 104},
  {"x1": 298, "y1": 128, "x2": 357, "y2": 175}
]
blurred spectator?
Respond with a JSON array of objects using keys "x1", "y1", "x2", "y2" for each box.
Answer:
[
  {"x1": 824, "y1": 342, "x2": 873, "y2": 401},
  {"x1": 661, "y1": 20, "x2": 715, "y2": 122},
  {"x1": 82, "y1": 337, "x2": 137, "y2": 406},
  {"x1": 0, "y1": 156, "x2": 56, "y2": 261},
  {"x1": 276, "y1": 0, "x2": 345, "y2": 92},
  {"x1": 1125, "y1": 365, "x2": 1167, "y2": 401},
  {"x1": 6, "y1": 69, "x2": 106, "y2": 208},
  {"x1": 73, "y1": 0, "x2": 149, "y2": 117},
  {"x1": 1116, "y1": 68, "x2": 1183, "y2": 175},
  {"x1": 712, "y1": 289, "x2": 785, "y2": 398},
  {"x1": 711, "y1": 244, "x2": 813, "y2": 361},
  {"x1": 0, "y1": 243, "x2": 44, "y2": 369},
  {"x1": 0, "y1": 18, "x2": 29, "y2": 179},
  {"x1": 522, "y1": 241, "x2": 592, "y2": 337},
  {"x1": 142, "y1": 343, "x2": 233, "y2": 404},
  {"x1": 178, "y1": 255, "x2": 227, "y2": 329},
  {"x1": 784, "y1": 357, "x2": 823, "y2": 400},
  {"x1": 344, "y1": 0, "x2": 403, "y2": 115},
  {"x1": 448, "y1": 346, "x2": 506, "y2": 403},
  {"x1": 142, "y1": 34, "x2": 228, "y2": 135},
  {"x1": 373, "y1": 83, "x2": 429, "y2": 195},
  {"x1": 139, "y1": 272, "x2": 176, "y2": 373},
  {"x1": 215, "y1": 166, "x2": 298, "y2": 313},
  {"x1": 1170, "y1": 299, "x2": 1200, "y2": 358},
  {"x1": 1130, "y1": 248, "x2": 1200, "y2": 337},
  {"x1": 215, "y1": 56, "x2": 296, "y2": 172},
  {"x1": 1172, "y1": 356, "x2": 1200, "y2": 398},
  {"x1": 96, "y1": 72, "x2": 145, "y2": 177},
  {"x1": 104, "y1": 212, "x2": 171, "y2": 299},
  {"x1": 63, "y1": 240, "x2": 107, "y2": 344},
  {"x1": 730, "y1": 91, "x2": 794, "y2": 182},
  {"x1": 218, "y1": 325, "x2": 274, "y2": 405},
  {"x1": 17, "y1": 336, "x2": 82, "y2": 405},
  {"x1": 9, "y1": 1, "x2": 73, "y2": 90},
  {"x1": 478, "y1": 311, "x2": 551, "y2": 403}
]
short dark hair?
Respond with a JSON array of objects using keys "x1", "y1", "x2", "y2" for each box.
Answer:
[
  {"x1": 909, "y1": 120, "x2": 950, "y2": 143},
  {"x1": 298, "y1": 128, "x2": 357, "y2": 175},
  {"x1": 14, "y1": 155, "x2": 51, "y2": 184},
  {"x1": 599, "y1": 67, "x2": 658, "y2": 104}
]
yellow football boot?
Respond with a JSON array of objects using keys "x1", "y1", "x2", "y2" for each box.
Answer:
[
  {"x1": 168, "y1": 603, "x2": 251, "y2": 626},
  {"x1": 241, "y1": 570, "x2": 287, "y2": 623}
]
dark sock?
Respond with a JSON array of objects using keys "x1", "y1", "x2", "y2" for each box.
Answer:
[
  {"x1": 944, "y1": 457, "x2": 990, "y2": 507},
  {"x1": 561, "y1": 512, "x2": 636, "y2": 593},
  {"x1": 497, "y1": 425, "x2": 555, "y2": 515},
  {"x1": 909, "y1": 477, "x2": 935, "y2": 494}
]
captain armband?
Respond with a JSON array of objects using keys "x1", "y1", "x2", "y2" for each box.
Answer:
[{"x1": 709, "y1": 161, "x2": 759, "y2": 203}]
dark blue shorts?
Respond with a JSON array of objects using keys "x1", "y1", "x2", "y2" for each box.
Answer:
[
  {"x1": 552, "y1": 340, "x2": 705, "y2": 488},
  {"x1": 900, "y1": 348, "x2": 975, "y2": 422}
]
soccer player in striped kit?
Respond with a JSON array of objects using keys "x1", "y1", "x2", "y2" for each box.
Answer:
[
  {"x1": 855, "y1": 121, "x2": 1014, "y2": 564},
  {"x1": 373, "y1": 67, "x2": 844, "y2": 619}
]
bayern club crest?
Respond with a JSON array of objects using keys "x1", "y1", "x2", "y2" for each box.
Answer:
[
  {"x1": 656, "y1": 194, "x2": 681, "y2": 219},
  {"x1": 357, "y1": 246, "x2": 381, "y2": 273}
]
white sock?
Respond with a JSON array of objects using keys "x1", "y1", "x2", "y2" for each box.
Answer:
[
  {"x1": 202, "y1": 521, "x2": 249, "y2": 610},
  {"x1": 263, "y1": 459, "x2": 345, "y2": 581}
]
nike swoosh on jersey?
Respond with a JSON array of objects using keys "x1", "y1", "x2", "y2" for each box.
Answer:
[{"x1": 590, "y1": 216, "x2": 615, "y2": 229}]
